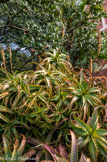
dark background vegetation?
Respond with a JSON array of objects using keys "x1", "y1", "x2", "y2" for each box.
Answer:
[{"x1": 0, "y1": 0, "x2": 107, "y2": 71}]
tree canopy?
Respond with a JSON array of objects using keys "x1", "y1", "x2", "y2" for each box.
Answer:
[{"x1": 0, "y1": 0, "x2": 106, "y2": 70}]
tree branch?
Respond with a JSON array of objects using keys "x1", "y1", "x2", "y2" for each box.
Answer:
[
  {"x1": 0, "y1": 25, "x2": 26, "y2": 31},
  {"x1": 0, "y1": 0, "x2": 10, "y2": 3}
]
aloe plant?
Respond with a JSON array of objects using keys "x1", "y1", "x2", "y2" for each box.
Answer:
[
  {"x1": 70, "y1": 109, "x2": 107, "y2": 161},
  {"x1": 0, "y1": 49, "x2": 106, "y2": 162},
  {"x1": 42, "y1": 49, "x2": 68, "y2": 69},
  {"x1": 0, "y1": 68, "x2": 29, "y2": 109},
  {"x1": 27, "y1": 120, "x2": 90, "y2": 162},
  {"x1": 31, "y1": 63, "x2": 65, "y2": 93},
  {"x1": 64, "y1": 70, "x2": 100, "y2": 120},
  {"x1": 0, "y1": 135, "x2": 35, "y2": 162},
  {"x1": 54, "y1": 130, "x2": 91, "y2": 162},
  {"x1": 26, "y1": 119, "x2": 68, "y2": 161}
]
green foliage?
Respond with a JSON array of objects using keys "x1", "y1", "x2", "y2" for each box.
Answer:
[
  {"x1": 71, "y1": 109, "x2": 107, "y2": 161},
  {"x1": 0, "y1": 135, "x2": 35, "y2": 162},
  {"x1": 0, "y1": 49, "x2": 106, "y2": 161},
  {"x1": 0, "y1": 0, "x2": 106, "y2": 69},
  {"x1": 64, "y1": 69, "x2": 101, "y2": 121},
  {"x1": 26, "y1": 129, "x2": 90, "y2": 162},
  {"x1": 0, "y1": 105, "x2": 13, "y2": 123}
]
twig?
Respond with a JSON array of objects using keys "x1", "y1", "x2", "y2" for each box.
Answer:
[
  {"x1": 0, "y1": 25, "x2": 26, "y2": 31},
  {"x1": 95, "y1": 62, "x2": 107, "y2": 76}
]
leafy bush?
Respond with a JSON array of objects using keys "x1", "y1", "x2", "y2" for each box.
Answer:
[
  {"x1": 0, "y1": 0, "x2": 106, "y2": 69},
  {"x1": 0, "y1": 49, "x2": 106, "y2": 161}
]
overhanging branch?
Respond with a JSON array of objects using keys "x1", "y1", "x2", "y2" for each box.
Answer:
[
  {"x1": 0, "y1": 0, "x2": 10, "y2": 3},
  {"x1": 0, "y1": 25, "x2": 26, "y2": 31}
]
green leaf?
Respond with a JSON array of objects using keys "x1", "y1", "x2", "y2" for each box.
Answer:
[
  {"x1": 30, "y1": 85, "x2": 41, "y2": 90},
  {"x1": 70, "y1": 130, "x2": 78, "y2": 162},
  {"x1": 0, "y1": 105, "x2": 13, "y2": 113},
  {"x1": 96, "y1": 137, "x2": 107, "y2": 149},
  {"x1": 88, "y1": 109, "x2": 98, "y2": 128},
  {"x1": 77, "y1": 136, "x2": 86, "y2": 147},
  {"x1": 71, "y1": 121, "x2": 87, "y2": 136},
  {"x1": 91, "y1": 117, "x2": 98, "y2": 135},
  {"x1": 84, "y1": 95, "x2": 95, "y2": 107},
  {"x1": 97, "y1": 142, "x2": 107, "y2": 159},
  {"x1": 74, "y1": 116, "x2": 91, "y2": 133},
  {"x1": 11, "y1": 139, "x2": 19, "y2": 161},
  {"x1": 96, "y1": 129, "x2": 107, "y2": 136},
  {"x1": 3, "y1": 136, "x2": 12, "y2": 160},
  {"x1": 16, "y1": 136, "x2": 26, "y2": 158},
  {"x1": 1, "y1": 68, "x2": 13, "y2": 80},
  {"x1": 88, "y1": 140, "x2": 97, "y2": 162},
  {"x1": 21, "y1": 81, "x2": 28, "y2": 91},
  {"x1": 70, "y1": 96, "x2": 79, "y2": 107},
  {"x1": 88, "y1": 88, "x2": 99, "y2": 93},
  {"x1": 0, "y1": 113, "x2": 10, "y2": 123},
  {"x1": 79, "y1": 136, "x2": 91, "y2": 148}
]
